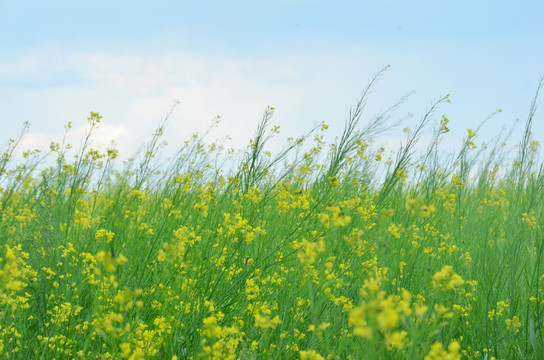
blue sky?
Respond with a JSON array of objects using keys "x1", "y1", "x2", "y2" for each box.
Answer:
[{"x1": 1, "y1": 1, "x2": 543, "y2": 158}]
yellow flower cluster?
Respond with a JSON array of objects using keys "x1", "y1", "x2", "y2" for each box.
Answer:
[
  {"x1": 424, "y1": 341, "x2": 461, "y2": 360},
  {"x1": 296, "y1": 238, "x2": 325, "y2": 265},
  {"x1": 432, "y1": 265, "x2": 465, "y2": 291},
  {"x1": 3, "y1": 108, "x2": 544, "y2": 359}
]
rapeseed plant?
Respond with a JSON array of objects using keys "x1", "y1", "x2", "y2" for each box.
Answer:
[{"x1": 0, "y1": 74, "x2": 543, "y2": 359}]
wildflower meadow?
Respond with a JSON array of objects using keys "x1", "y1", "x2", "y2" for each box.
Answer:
[{"x1": 2, "y1": 68, "x2": 544, "y2": 359}]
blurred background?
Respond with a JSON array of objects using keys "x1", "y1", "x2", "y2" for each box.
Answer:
[{"x1": 1, "y1": 0, "x2": 543, "y2": 159}]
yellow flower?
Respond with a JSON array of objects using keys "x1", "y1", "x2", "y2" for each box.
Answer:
[
  {"x1": 297, "y1": 238, "x2": 325, "y2": 265},
  {"x1": 131, "y1": 189, "x2": 146, "y2": 200},
  {"x1": 387, "y1": 223, "x2": 402, "y2": 239},
  {"x1": 254, "y1": 313, "x2": 281, "y2": 329},
  {"x1": 376, "y1": 304, "x2": 399, "y2": 332},
  {"x1": 415, "y1": 304, "x2": 428, "y2": 318},
  {"x1": 451, "y1": 174, "x2": 465, "y2": 188},
  {"x1": 300, "y1": 349, "x2": 325, "y2": 360},
  {"x1": 96, "y1": 251, "x2": 127, "y2": 273},
  {"x1": 424, "y1": 341, "x2": 461, "y2": 360},
  {"x1": 120, "y1": 343, "x2": 131, "y2": 358},
  {"x1": 348, "y1": 306, "x2": 372, "y2": 339},
  {"x1": 202, "y1": 315, "x2": 222, "y2": 338},
  {"x1": 420, "y1": 204, "x2": 436, "y2": 218},
  {"x1": 327, "y1": 206, "x2": 351, "y2": 227},
  {"x1": 505, "y1": 316, "x2": 521, "y2": 330},
  {"x1": 432, "y1": 265, "x2": 465, "y2": 290},
  {"x1": 385, "y1": 330, "x2": 408, "y2": 349},
  {"x1": 95, "y1": 229, "x2": 115, "y2": 243},
  {"x1": 328, "y1": 176, "x2": 339, "y2": 187}
]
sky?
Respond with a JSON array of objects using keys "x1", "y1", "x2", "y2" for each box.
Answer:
[{"x1": 1, "y1": 1, "x2": 543, "y2": 160}]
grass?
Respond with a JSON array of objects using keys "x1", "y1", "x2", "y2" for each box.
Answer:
[{"x1": 1, "y1": 71, "x2": 544, "y2": 359}]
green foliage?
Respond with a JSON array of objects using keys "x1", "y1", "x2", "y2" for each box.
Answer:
[{"x1": 0, "y1": 75, "x2": 543, "y2": 359}]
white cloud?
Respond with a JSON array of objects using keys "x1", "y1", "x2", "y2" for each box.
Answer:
[
  {"x1": 2, "y1": 48, "x2": 388, "y2": 158},
  {"x1": 1, "y1": 44, "x2": 541, "y2": 165}
]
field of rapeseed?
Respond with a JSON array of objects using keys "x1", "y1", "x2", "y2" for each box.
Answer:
[{"x1": 1, "y1": 71, "x2": 544, "y2": 359}]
